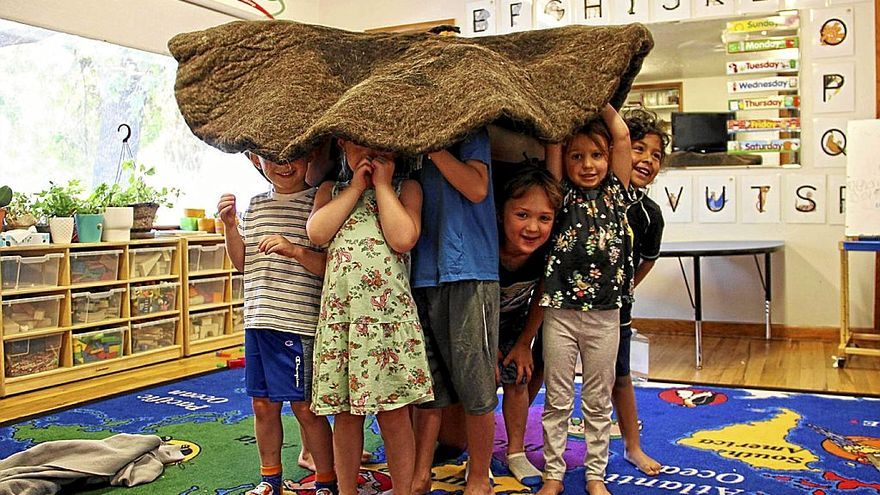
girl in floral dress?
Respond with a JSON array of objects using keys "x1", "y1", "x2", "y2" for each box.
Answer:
[{"x1": 306, "y1": 139, "x2": 433, "y2": 495}]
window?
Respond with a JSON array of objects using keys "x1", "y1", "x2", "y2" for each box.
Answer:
[{"x1": 0, "y1": 18, "x2": 268, "y2": 224}]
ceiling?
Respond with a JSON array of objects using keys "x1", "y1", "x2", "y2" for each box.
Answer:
[{"x1": 637, "y1": 18, "x2": 730, "y2": 82}]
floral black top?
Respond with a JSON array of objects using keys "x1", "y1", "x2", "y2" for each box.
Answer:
[{"x1": 539, "y1": 174, "x2": 633, "y2": 311}]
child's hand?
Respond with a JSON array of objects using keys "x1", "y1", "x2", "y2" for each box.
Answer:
[
  {"x1": 502, "y1": 342, "x2": 534, "y2": 385},
  {"x1": 217, "y1": 194, "x2": 237, "y2": 227},
  {"x1": 350, "y1": 160, "x2": 374, "y2": 193},
  {"x1": 371, "y1": 156, "x2": 396, "y2": 188},
  {"x1": 258, "y1": 234, "x2": 301, "y2": 259}
]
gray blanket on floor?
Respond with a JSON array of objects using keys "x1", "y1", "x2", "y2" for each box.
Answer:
[{"x1": 0, "y1": 433, "x2": 185, "y2": 495}]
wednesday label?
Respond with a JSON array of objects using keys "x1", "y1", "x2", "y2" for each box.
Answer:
[{"x1": 728, "y1": 77, "x2": 798, "y2": 93}]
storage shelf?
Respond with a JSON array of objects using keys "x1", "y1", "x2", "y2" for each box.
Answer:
[{"x1": 1, "y1": 235, "x2": 234, "y2": 397}]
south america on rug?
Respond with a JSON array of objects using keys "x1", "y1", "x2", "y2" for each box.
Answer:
[{"x1": 1, "y1": 368, "x2": 878, "y2": 494}]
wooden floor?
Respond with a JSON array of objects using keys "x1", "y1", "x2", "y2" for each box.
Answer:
[{"x1": 1, "y1": 334, "x2": 879, "y2": 424}]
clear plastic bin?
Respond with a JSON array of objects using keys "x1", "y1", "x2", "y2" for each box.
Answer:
[
  {"x1": 71, "y1": 288, "x2": 126, "y2": 324},
  {"x1": 231, "y1": 275, "x2": 243, "y2": 302},
  {"x1": 129, "y1": 246, "x2": 175, "y2": 278},
  {"x1": 232, "y1": 306, "x2": 244, "y2": 333},
  {"x1": 130, "y1": 282, "x2": 179, "y2": 316},
  {"x1": 189, "y1": 309, "x2": 228, "y2": 342},
  {"x1": 131, "y1": 317, "x2": 178, "y2": 353},
  {"x1": 1, "y1": 294, "x2": 64, "y2": 336},
  {"x1": 72, "y1": 327, "x2": 126, "y2": 365},
  {"x1": 188, "y1": 276, "x2": 226, "y2": 306},
  {"x1": 188, "y1": 244, "x2": 226, "y2": 273},
  {"x1": 4, "y1": 333, "x2": 62, "y2": 377},
  {"x1": 70, "y1": 249, "x2": 122, "y2": 284},
  {"x1": 1, "y1": 253, "x2": 63, "y2": 290}
]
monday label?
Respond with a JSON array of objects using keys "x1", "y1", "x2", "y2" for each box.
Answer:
[
  {"x1": 727, "y1": 37, "x2": 799, "y2": 54},
  {"x1": 727, "y1": 59, "x2": 799, "y2": 75},
  {"x1": 728, "y1": 77, "x2": 798, "y2": 93}
]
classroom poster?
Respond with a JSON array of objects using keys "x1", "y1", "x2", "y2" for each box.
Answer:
[
  {"x1": 610, "y1": 0, "x2": 649, "y2": 24},
  {"x1": 698, "y1": 176, "x2": 737, "y2": 223},
  {"x1": 811, "y1": 62, "x2": 855, "y2": 114},
  {"x1": 499, "y1": 0, "x2": 533, "y2": 33},
  {"x1": 827, "y1": 174, "x2": 846, "y2": 225},
  {"x1": 784, "y1": 174, "x2": 827, "y2": 223},
  {"x1": 693, "y1": 0, "x2": 735, "y2": 18},
  {"x1": 811, "y1": 118, "x2": 848, "y2": 168},
  {"x1": 736, "y1": 0, "x2": 781, "y2": 14},
  {"x1": 650, "y1": 175, "x2": 693, "y2": 223},
  {"x1": 650, "y1": 0, "x2": 691, "y2": 23},
  {"x1": 739, "y1": 175, "x2": 781, "y2": 223},
  {"x1": 810, "y1": 6, "x2": 854, "y2": 58},
  {"x1": 465, "y1": 0, "x2": 497, "y2": 36},
  {"x1": 535, "y1": 0, "x2": 572, "y2": 28},
  {"x1": 845, "y1": 119, "x2": 880, "y2": 236}
]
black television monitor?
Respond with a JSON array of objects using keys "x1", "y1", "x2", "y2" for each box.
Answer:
[{"x1": 671, "y1": 112, "x2": 733, "y2": 153}]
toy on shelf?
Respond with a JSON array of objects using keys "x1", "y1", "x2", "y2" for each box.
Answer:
[
  {"x1": 130, "y1": 282, "x2": 178, "y2": 316},
  {"x1": 72, "y1": 328, "x2": 125, "y2": 365},
  {"x1": 4, "y1": 334, "x2": 62, "y2": 377},
  {"x1": 69, "y1": 250, "x2": 122, "y2": 284},
  {"x1": 1, "y1": 294, "x2": 63, "y2": 335}
]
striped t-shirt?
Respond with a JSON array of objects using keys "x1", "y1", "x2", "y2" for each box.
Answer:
[{"x1": 239, "y1": 188, "x2": 322, "y2": 336}]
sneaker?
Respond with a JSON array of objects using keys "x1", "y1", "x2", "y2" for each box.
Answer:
[{"x1": 246, "y1": 481, "x2": 278, "y2": 495}]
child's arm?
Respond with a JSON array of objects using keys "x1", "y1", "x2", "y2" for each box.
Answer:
[
  {"x1": 257, "y1": 235, "x2": 328, "y2": 276},
  {"x1": 502, "y1": 279, "x2": 545, "y2": 385},
  {"x1": 601, "y1": 103, "x2": 632, "y2": 189},
  {"x1": 427, "y1": 149, "x2": 489, "y2": 203},
  {"x1": 306, "y1": 164, "x2": 372, "y2": 246},
  {"x1": 633, "y1": 260, "x2": 656, "y2": 288},
  {"x1": 544, "y1": 143, "x2": 563, "y2": 182},
  {"x1": 371, "y1": 156, "x2": 422, "y2": 253},
  {"x1": 217, "y1": 193, "x2": 245, "y2": 272}
]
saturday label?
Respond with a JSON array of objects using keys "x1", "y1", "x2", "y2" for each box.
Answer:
[
  {"x1": 726, "y1": 59, "x2": 799, "y2": 75},
  {"x1": 727, "y1": 118, "x2": 801, "y2": 132},
  {"x1": 728, "y1": 139, "x2": 801, "y2": 154},
  {"x1": 727, "y1": 37, "x2": 799, "y2": 54},
  {"x1": 728, "y1": 95, "x2": 800, "y2": 111},
  {"x1": 726, "y1": 15, "x2": 800, "y2": 34},
  {"x1": 728, "y1": 77, "x2": 798, "y2": 93}
]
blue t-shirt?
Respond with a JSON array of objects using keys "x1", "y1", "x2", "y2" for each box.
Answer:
[{"x1": 412, "y1": 128, "x2": 499, "y2": 288}]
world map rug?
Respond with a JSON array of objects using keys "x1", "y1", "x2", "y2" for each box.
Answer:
[{"x1": 1, "y1": 369, "x2": 879, "y2": 494}]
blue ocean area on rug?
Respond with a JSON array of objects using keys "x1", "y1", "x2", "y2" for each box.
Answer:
[{"x1": 1, "y1": 369, "x2": 879, "y2": 494}]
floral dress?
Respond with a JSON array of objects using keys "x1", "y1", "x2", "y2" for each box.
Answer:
[{"x1": 311, "y1": 182, "x2": 434, "y2": 416}]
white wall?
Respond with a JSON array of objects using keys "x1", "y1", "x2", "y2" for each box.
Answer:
[{"x1": 0, "y1": 0, "x2": 319, "y2": 55}]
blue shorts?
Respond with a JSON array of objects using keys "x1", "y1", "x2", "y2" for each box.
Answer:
[
  {"x1": 245, "y1": 329, "x2": 314, "y2": 402},
  {"x1": 616, "y1": 303, "x2": 633, "y2": 378}
]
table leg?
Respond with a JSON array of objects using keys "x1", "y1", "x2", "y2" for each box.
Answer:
[
  {"x1": 764, "y1": 252, "x2": 772, "y2": 340},
  {"x1": 694, "y1": 255, "x2": 702, "y2": 370}
]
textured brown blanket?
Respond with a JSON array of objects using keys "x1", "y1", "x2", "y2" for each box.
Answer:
[{"x1": 169, "y1": 21, "x2": 653, "y2": 162}]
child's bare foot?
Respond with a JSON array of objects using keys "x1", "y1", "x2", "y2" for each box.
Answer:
[
  {"x1": 536, "y1": 479, "x2": 564, "y2": 495},
  {"x1": 624, "y1": 447, "x2": 661, "y2": 476},
  {"x1": 587, "y1": 479, "x2": 611, "y2": 495},
  {"x1": 297, "y1": 447, "x2": 316, "y2": 471},
  {"x1": 463, "y1": 480, "x2": 494, "y2": 495},
  {"x1": 412, "y1": 475, "x2": 432, "y2": 495}
]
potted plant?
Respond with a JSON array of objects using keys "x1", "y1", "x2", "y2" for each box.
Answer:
[
  {"x1": 118, "y1": 161, "x2": 180, "y2": 231},
  {"x1": 33, "y1": 181, "x2": 81, "y2": 244},
  {"x1": 74, "y1": 193, "x2": 104, "y2": 244},
  {"x1": 90, "y1": 182, "x2": 134, "y2": 241},
  {"x1": 5, "y1": 192, "x2": 38, "y2": 230},
  {"x1": 0, "y1": 185, "x2": 11, "y2": 229}
]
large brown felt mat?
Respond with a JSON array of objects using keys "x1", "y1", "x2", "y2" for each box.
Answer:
[{"x1": 169, "y1": 20, "x2": 653, "y2": 163}]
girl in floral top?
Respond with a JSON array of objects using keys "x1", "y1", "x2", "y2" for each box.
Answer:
[
  {"x1": 306, "y1": 140, "x2": 433, "y2": 495},
  {"x1": 538, "y1": 104, "x2": 633, "y2": 495}
]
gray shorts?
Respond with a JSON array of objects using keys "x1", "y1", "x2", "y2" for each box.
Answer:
[{"x1": 414, "y1": 281, "x2": 500, "y2": 415}]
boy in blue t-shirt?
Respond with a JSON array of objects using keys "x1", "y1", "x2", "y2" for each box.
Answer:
[{"x1": 412, "y1": 128, "x2": 499, "y2": 495}]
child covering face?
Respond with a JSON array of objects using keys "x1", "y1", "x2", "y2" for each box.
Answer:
[{"x1": 306, "y1": 139, "x2": 432, "y2": 495}]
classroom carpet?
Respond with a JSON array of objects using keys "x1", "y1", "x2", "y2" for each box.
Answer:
[{"x1": 1, "y1": 369, "x2": 879, "y2": 495}]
